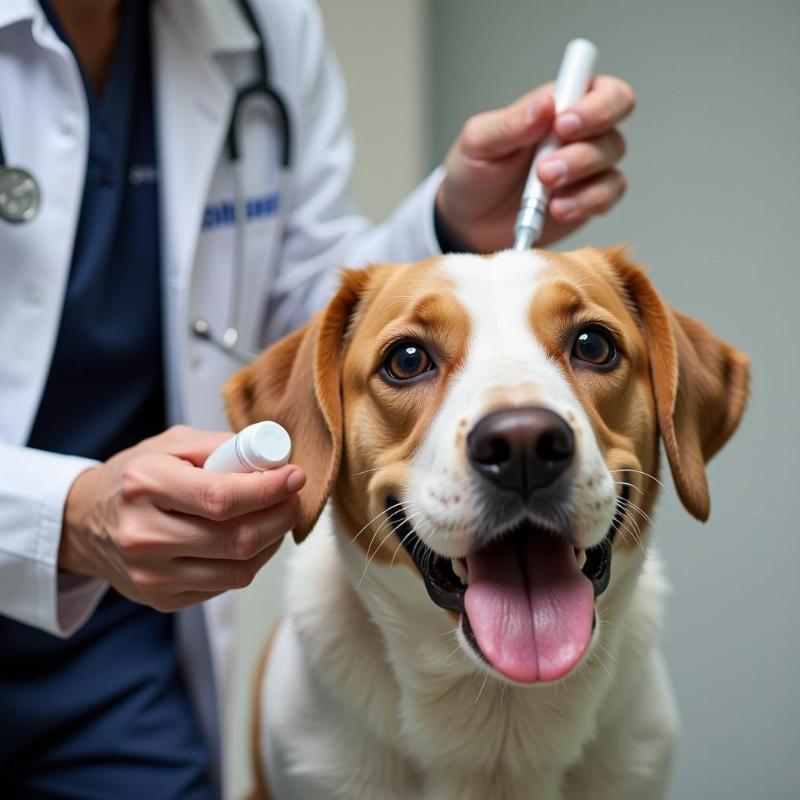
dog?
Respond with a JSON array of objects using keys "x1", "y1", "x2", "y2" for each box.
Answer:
[{"x1": 226, "y1": 246, "x2": 749, "y2": 800}]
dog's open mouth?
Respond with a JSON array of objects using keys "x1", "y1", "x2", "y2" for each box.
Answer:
[{"x1": 386, "y1": 485, "x2": 629, "y2": 685}]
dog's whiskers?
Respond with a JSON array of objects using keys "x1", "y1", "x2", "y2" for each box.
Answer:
[
  {"x1": 359, "y1": 508, "x2": 427, "y2": 586},
  {"x1": 350, "y1": 502, "x2": 404, "y2": 547},
  {"x1": 473, "y1": 671, "x2": 490, "y2": 705},
  {"x1": 618, "y1": 493, "x2": 653, "y2": 522},
  {"x1": 572, "y1": 280, "x2": 603, "y2": 292},
  {"x1": 440, "y1": 643, "x2": 463, "y2": 667},
  {"x1": 590, "y1": 645, "x2": 617, "y2": 688},
  {"x1": 350, "y1": 467, "x2": 382, "y2": 477},
  {"x1": 616, "y1": 514, "x2": 646, "y2": 555},
  {"x1": 614, "y1": 479, "x2": 644, "y2": 496},
  {"x1": 388, "y1": 510, "x2": 429, "y2": 568},
  {"x1": 617, "y1": 495, "x2": 659, "y2": 545},
  {"x1": 359, "y1": 501, "x2": 422, "y2": 565},
  {"x1": 609, "y1": 468, "x2": 669, "y2": 494},
  {"x1": 363, "y1": 507, "x2": 403, "y2": 555},
  {"x1": 591, "y1": 630, "x2": 619, "y2": 666},
  {"x1": 575, "y1": 659, "x2": 594, "y2": 697}
]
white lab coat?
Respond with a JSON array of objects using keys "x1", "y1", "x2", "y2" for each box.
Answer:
[{"x1": 0, "y1": 0, "x2": 442, "y2": 785}]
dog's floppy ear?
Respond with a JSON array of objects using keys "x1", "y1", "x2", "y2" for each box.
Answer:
[
  {"x1": 223, "y1": 268, "x2": 371, "y2": 542},
  {"x1": 605, "y1": 247, "x2": 750, "y2": 521}
]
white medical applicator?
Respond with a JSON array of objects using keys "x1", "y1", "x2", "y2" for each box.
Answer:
[
  {"x1": 513, "y1": 38, "x2": 598, "y2": 250},
  {"x1": 204, "y1": 421, "x2": 292, "y2": 473}
]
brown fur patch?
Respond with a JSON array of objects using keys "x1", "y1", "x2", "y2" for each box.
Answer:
[
  {"x1": 526, "y1": 248, "x2": 749, "y2": 546},
  {"x1": 333, "y1": 260, "x2": 471, "y2": 567},
  {"x1": 523, "y1": 251, "x2": 660, "y2": 550}
]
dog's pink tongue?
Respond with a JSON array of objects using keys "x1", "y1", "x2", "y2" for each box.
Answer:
[{"x1": 464, "y1": 535, "x2": 593, "y2": 684}]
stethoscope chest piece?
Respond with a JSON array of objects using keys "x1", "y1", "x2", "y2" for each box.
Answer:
[{"x1": 0, "y1": 165, "x2": 40, "y2": 223}]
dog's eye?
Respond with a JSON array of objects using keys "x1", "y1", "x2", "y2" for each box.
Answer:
[
  {"x1": 572, "y1": 326, "x2": 617, "y2": 367},
  {"x1": 383, "y1": 342, "x2": 434, "y2": 382}
]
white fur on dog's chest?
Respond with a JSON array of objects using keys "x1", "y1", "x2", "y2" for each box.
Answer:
[{"x1": 261, "y1": 518, "x2": 675, "y2": 800}]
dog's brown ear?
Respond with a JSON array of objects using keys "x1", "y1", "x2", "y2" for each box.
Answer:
[
  {"x1": 223, "y1": 268, "x2": 372, "y2": 542},
  {"x1": 605, "y1": 247, "x2": 750, "y2": 521}
]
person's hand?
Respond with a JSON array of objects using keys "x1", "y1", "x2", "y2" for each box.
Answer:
[
  {"x1": 435, "y1": 76, "x2": 636, "y2": 251},
  {"x1": 60, "y1": 425, "x2": 305, "y2": 612}
]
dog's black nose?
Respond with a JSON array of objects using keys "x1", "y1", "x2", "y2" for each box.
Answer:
[{"x1": 467, "y1": 406, "x2": 575, "y2": 497}]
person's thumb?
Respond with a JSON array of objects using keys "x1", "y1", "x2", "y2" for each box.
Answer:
[
  {"x1": 459, "y1": 92, "x2": 555, "y2": 161},
  {"x1": 149, "y1": 426, "x2": 234, "y2": 467}
]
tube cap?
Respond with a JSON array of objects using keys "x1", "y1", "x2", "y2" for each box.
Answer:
[{"x1": 238, "y1": 421, "x2": 292, "y2": 470}]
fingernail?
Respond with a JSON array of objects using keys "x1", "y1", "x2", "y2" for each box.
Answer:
[
  {"x1": 551, "y1": 197, "x2": 579, "y2": 220},
  {"x1": 538, "y1": 158, "x2": 567, "y2": 185},
  {"x1": 525, "y1": 99, "x2": 545, "y2": 121},
  {"x1": 557, "y1": 112, "x2": 581, "y2": 137},
  {"x1": 286, "y1": 469, "x2": 306, "y2": 493}
]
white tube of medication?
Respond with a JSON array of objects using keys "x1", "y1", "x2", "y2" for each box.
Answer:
[
  {"x1": 204, "y1": 421, "x2": 292, "y2": 473},
  {"x1": 513, "y1": 38, "x2": 598, "y2": 250}
]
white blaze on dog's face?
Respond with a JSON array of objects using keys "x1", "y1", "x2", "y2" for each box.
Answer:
[
  {"x1": 225, "y1": 247, "x2": 749, "y2": 686},
  {"x1": 409, "y1": 251, "x2": 619, "y2": 553},
  {"x1": 401, "y1": 252, "x2": 624, "y2": 683}
]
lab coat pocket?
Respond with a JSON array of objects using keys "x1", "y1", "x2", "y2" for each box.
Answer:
[
  {"x1": 184, "y1": 209, "x2": 283, "y2": 431},
  {"x1": 236, "y1": 210, "x2": 283, "y2": 354},
  {"x1": 190, "y1": 200, "x2": 283, "y2": 360}
]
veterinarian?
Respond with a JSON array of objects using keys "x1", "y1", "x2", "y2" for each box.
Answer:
[{"x1": 0, "y1": 0, "x2": 635, "y2": 796}]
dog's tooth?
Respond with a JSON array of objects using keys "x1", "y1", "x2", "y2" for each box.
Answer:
[
  {"x1": 452, "y1": 558, "x2": 469, "y2": 586},
  {"x1": 575, "y1": 548, "x2": 587, "y2": 569}
]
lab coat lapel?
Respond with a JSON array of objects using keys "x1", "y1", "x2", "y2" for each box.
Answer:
[
  {"x1": 152, "y1": 1, "x2": 233, "y2": 298},
  {"x1": 151, "y1": 0, "x2": 258, "y2": 424}
]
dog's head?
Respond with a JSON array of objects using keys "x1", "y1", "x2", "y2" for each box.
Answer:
[{"x1": 225, "y1": 247, "x2": 749, "y2": 685}]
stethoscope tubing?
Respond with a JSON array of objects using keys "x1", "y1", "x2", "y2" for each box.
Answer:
[{"x1": 191, "y1": 0, "x2": 292, "y2": 365}]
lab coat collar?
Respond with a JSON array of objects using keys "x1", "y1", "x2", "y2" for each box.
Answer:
[
  {"x1": 0, "y1": 0, "x2": 62, "y2": 54},
  {"x1": 0, "y1": 0, "x2": 259, "y2": 55},
  {"x1": 159, "y1": 0, "x2": 260, "y2": 57},
  {"x1": 152, "y1": 0, "x2": 264, "y2": 426},
  {"x1": 0, "y1": 0, "x2": 37, "y2": 30}
]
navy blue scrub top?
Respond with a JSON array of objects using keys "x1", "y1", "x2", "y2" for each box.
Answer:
[{"x1": 0, "y1": 3, "x2": 216, "y2": 798}]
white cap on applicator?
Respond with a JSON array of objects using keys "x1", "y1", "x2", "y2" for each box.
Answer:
[{"x1": 204, "y1": 421, "x2": 292, "y2": 473}]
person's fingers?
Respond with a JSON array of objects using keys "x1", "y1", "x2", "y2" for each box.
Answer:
[
  {"x1": 167, "y1": 539, "x2": 284, "y2": 592},
  {"x1": 554, "y1": 75, "x2": 636, "y2": 142},
  {"x1": 548, "y1": 169, "x2": 627, "y2": 222},
  {"x1": 536, "y1": 130, "x2": 626, "y2": 189},
  {"x1": 161, "y1": 497, "x2": 299, "y2": 560},
  {"x1": 459, "y1": 91, "x2": 555, "y2": 160},
  {"x1": 121, "y1": 453, "x2": 306, "y2": 520},
  {"x1": 144, "y1": 425, "x2": 234, "y2": 467}
]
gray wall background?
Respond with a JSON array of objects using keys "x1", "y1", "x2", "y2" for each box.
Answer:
[
  {"x1": 429, "y1": 1, "x2": 799, "y2": 798},
  {"x1": 228, "y1": 1, "x2": 799, "y2": 798}
]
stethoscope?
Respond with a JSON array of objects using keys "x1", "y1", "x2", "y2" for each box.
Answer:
[
  {"x1": 0, "y1": 136, "x2": 41, "y2": 224},
  {"x1": 192, "y1": 0, "x2": 292, "y2": 364},
  {"x1": 0, "y1": 0, "x2": 291, "y2": 365}
]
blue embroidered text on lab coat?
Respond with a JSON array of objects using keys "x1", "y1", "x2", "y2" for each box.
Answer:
[{"x1": 202, "y1": 192, "x2": 280, "y2": 230}]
